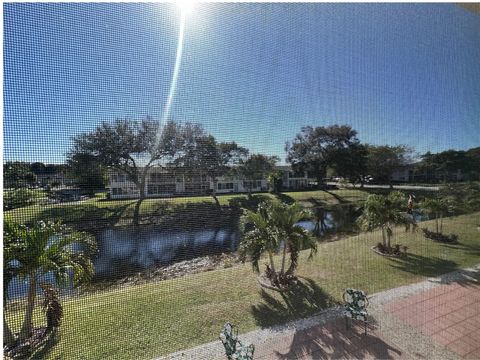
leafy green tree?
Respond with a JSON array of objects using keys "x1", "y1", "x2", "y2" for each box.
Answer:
[
  {"x1": 286, "y1": 125, "x2": 363, "y2": 187},
  {"x1": 419, "y1": 149, "x2": 477, "y2": 182},
  {"x1": 3, "y1": 221, "x2": 18, "y2": 347},
  {"x1": 366, "y1": 145, "x2": 412, "y2": 188},
  {"x1": 236, "y1": 154, "x2": 279, "y2": 198},
  {"x1": 421, "y1": 197, "x2": 451, "y2": 233},
  {"x1": 438, "y1": 182, "x2": 480, "y2": 214},
  {"x1": 3, "y1": 221, "x2": 96, "y2": 341},
  {"x1": 267, "y1": 170, "x2": 283, "y2": 194},
  {"x1": 4, "y1": 189, "x2": 37, "y2": 211},
  {"x1": 175, "y1": 133, "x2": 248, "y2": 205},
  {"x1": 66, "y1": 153, "x2": 107, "y2": 195},
  {"x1": 4, "y1": 162, "x2": 36, "y2": 189},
  {"x1": 240, "y1": 201, "x2": 316, "y2": 287},
  {"x1": 465, "y1": 147, "x2": 480, "y2": 180},
  {"x1": 357, "y1": 191, "x2": 413, "y2": 249},
  {"x1": 68, "y1": 119, "x2": 185, "y2": 224},
  {"x1": 30, "y1": 162, "x2": 46, "y2": 176}
]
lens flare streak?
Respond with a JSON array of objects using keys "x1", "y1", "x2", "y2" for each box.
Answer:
[{"x1": 156, "y1": 12, "x2": 187, "y2": 147}]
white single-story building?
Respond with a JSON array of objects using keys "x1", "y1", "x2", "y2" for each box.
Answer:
[{"x1": 108, "y1": 166, "x2": 314, "y2": 199}]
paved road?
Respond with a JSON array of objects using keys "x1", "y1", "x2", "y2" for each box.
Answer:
[{"x1": 326, "y1": 182, "x2": 440, "y2": 191}]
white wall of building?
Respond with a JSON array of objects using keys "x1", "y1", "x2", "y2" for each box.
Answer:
[{"x1": 109, "y1": 167, "x2": 314, "y2": 199}]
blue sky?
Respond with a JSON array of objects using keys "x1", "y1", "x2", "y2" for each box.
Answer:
[{"x1": 4, "y1": 3, "x2": 480, "y2": 164}]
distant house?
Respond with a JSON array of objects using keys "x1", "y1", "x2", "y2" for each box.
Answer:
[
  {"x1": 391, "y1": 164, "x2": 466, "y2": 183},
  {"x1": 108, "y1": 166, "x2": 314, "y2": 199},
  {"x1": 275, "y1": 165, "x2": 314, "y2": 190},
  {"x1": 35, "y1": 172, "x2": 71, "y2": 187}
]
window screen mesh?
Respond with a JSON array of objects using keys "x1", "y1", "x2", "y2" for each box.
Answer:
[{"x1": 3, "y1": 3, "x2": 480, "y2": 360}]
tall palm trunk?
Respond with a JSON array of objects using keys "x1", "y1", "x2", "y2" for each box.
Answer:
[
  {"x1": 133, "y1": 169, "x2": 148, "y2": 225},
  {"x1": 4, "y1": 311, "x2": 15, "y2": 347},
  {"x1": 211, "y1": 178, "x2": 220, "y2": 206},
  {"x1": 381, "y1": 227, "x2": 387, "y2": 247},
  {"x1": 267, "y1": 251, "x2": 278, "y2": 283},
  {"x1": 19, "y1": 274, "x2": 37, "y2": 341},
  {"x1": 286, "y1": 243, "x2": 299, "y2": 276},
  {"x1": 385, "y1": 223, "x2": 392, "y2": 248},
  {"x1": 280, "y1": 241, "x2": 288, "y2": 275}
]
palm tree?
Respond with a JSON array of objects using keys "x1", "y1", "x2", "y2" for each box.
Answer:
[
  {"x1": 4, "y1": 220, "x2": 23, "y2": 347},
  {"x1": 421, "y1": 197, "x2": 450, "y2": 233},
  {"x1": 239, "y1": 201, "x2": 316, "y2": 287},
  {"x1": 3, "y1": 220, "x2": 96, "y2": 342},
  {"x1": 357, "y1": 191, "x2": 413, "y2": 249},
  {"x1": 312, "y1": 207, "x2": 327, "y2": 235}
]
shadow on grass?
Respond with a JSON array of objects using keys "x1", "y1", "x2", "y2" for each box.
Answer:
[
  {"x1": 27, "y1": 202, "x2": 133, "y2": 230},
  {"x1": 274, "y1": 193, "x2": 295, "y2": 205},
  {"x1": 141, "y1": 201, "x2": 242, "y2": 231},
  {"x1": 438, "y1": 242, "x2": 480, "y2": 258},
  {"x1": 273, "y1": 317, "x2": 401, "y2": 360},
  {"x1": 387, "y1": 253, "x2": 459, "y2": 278},
  {"x1": 228, "y1": 194, "x2": 271, "y2": 211},
  {"x1": 321, "y1": 189, "x2": 349, "y2": 204},
  {"x1": 27, "y1": 333, "x2": 60, "y2": 360},
  {"x1": 251, "y1": 277, "x2": 338, "y2": 328}
]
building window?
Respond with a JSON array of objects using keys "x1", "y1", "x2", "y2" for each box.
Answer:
[{"x1": 218, "y1": 182, "x2": 234, "y2": 190}]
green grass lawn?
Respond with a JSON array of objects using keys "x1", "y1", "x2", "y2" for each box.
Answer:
[
  {"x1": 4, "y1": 189, "x2": 370, "y2": 226},
  {"x1": 6, "y1": 212, "x2": 480, "y2": 359}
]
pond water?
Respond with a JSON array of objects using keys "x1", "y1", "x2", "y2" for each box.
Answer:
[
  {"x1": 93, "y1": 226, "x2": 240, "y2": 279},
  {"x1": 7, "y1": 206, "x2": 426, "y2": 298}
]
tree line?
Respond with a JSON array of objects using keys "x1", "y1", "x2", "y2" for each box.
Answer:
[{"x1": 4, "y1": 119, "x2": 480, "y2": 196}]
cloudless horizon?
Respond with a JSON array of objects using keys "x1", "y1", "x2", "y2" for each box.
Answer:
[{"x1": 4, "y1": 3, "x2": 480, "y2": 164}]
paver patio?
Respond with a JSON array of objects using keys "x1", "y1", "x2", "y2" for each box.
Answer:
[
  {"x1": 384, "y1": 280, "x2": 480, "y2": 359},
  {"x1": 161, "y1": 265, "x2": 479, "y2": 360},
  {"x1": 254, "y1": 319, "x2": 405, "y2": 359}
]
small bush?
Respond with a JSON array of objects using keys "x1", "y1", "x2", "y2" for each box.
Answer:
[
  {"x1": 422, "y1": 228, "x2": 459, "y2": 243},
  {"x1": 375, "y1": 242, "x2": 408, "y2": 256},
  {"x1": 3, "y1": 189, "x2": 36, "y2": 210}
]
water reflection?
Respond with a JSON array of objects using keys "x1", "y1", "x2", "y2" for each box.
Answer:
[
  {"x1": 93, "y1": 226, "x2": 239, "y2": 279},
  {"x1": 7, "y1": 205, "x2": 425, "y2": 298}
]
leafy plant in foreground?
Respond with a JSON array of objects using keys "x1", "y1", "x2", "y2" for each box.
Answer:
[{"x1": 239, "y1": 201, "x2": 317, "y2": 288}]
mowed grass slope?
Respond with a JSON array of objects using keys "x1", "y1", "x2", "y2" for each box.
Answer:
[
  {"x1": 4, "y1": 189, "x2": 369, "y2": 226},
  {"x1": 6, "y1": 212, "x2": 480, "y2": 359}
]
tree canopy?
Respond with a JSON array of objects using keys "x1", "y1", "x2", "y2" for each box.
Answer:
[
  {"x1": 67, "y1": 119, "x2": 185, "y2": 198},
  {"x1": 4, "y1": 162, "x2": 36, "y2": 189},
  {"x1": 366, "y1": 145, "x2": 413, "y2": 187},
  {"x1": 286, "y1": 125, "x2": 364, "y2": 186}
]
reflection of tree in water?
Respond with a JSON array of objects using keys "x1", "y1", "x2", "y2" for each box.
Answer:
[
  {"x1": 93, "y1": 221, "x2": 241, "y2": 280},
  {"x1": 313, "y1": 207, "x2": 327, "y2": 235},
  {"x1": 311, "y1": 204, "x2": 360, "y2": 236},
  {"x1": 326, "y1": 204, "x2": 361, "y2": 235}
]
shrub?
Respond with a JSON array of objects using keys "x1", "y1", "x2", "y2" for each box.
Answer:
[
  {"x1": 3, "y1": 189, "x2": 36, "y2": 210},
  {"x1": 374, "y1": 242, "x2": 408, "y2": 256},
  {"x1": 422, "y1": 228, "x2": 458, "y2": 243}
]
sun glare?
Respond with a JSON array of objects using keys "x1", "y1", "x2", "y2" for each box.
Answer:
[{"x1": 176, "y1": 0, "x2": 197, "y2": 15}]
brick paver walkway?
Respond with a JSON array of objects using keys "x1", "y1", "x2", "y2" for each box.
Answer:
[
  {"x1": 384, "y1": 281, "x2": 480, "y2": 359},
  {"x1": 161, "y1": 266, "x2": 480, "y2": 360},
  {"x1": 254, "y1": 318, "x2": 406, "y2": 359}
]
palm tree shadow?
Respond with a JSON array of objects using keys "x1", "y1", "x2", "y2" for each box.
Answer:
[
  {"x1": 388, "y1": 253, "x2": 458, "y2": 278},
  {"x1": 322, "y1": 189, "x2": 349, "y2": 204},
  {"x1": 274, "y1": 193, "x2": 295, "y2": 205},
  {"x1": 26, "y1": 332, "x2": 60, "y2": 359},
  {"x1": 228, "y1": 194, "x2": 271, "y2": 211},
  {"x1": 274, "y1": 318, "x2": 402, "y2": 360},
  {"x1": 251, "y1": 278, "x2": 338, "y2": 328}
]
